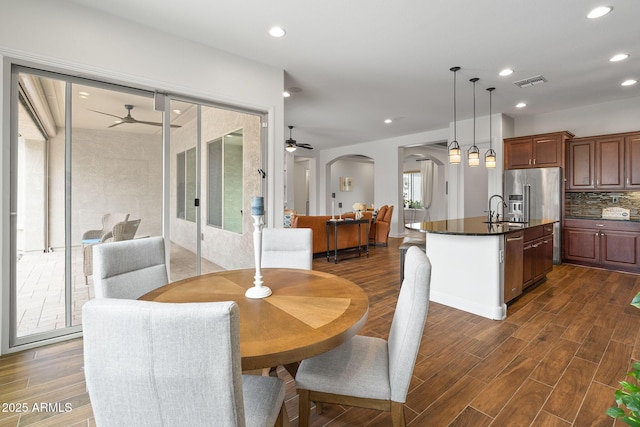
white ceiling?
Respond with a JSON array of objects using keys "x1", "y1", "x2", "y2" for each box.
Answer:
[{"x1": 67, "y1": 0, "x2": 640, "y2": 150}]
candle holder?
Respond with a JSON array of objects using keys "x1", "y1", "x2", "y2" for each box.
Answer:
[{"x1": 245, "y1": 214, "x2": 272, "y2": 299}]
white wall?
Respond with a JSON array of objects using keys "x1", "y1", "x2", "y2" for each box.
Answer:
[
  {"x1": 315, "y1": 95, "x2": 640, "y2": 240},
  {"x1": 319, "y1": 128, "x2": 450, "y2": 238},
  {"x1": 514, "y1": 97, "x2": 640, "y2": 138},
  {"x1": 293, "y1": 159, "x2": 310, "y2": 215},
  {"x1": 69, "y1": 128, "x2": 163, "y2": 246},
  {"x1": 328, "y1": 158, "x2": 374, "y2": 214},
  {"x1": 0, "y1": 0, "x2": 284, "y2": 354}
]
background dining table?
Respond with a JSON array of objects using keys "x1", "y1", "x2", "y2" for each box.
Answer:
[{"x1": 139, "y1": 268, "x2": 369, "y2": 372}]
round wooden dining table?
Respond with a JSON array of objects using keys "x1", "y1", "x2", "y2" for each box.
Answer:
[{"x1": 139, "y1": 268, "x2": 369, "y2": 371}]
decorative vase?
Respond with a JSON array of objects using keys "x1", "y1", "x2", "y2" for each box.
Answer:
[
  {"x1": 245, "y1": 197, "x2": 271, "y2": 299},
  {"x1": 355, "y1": 211, "x2": 363, "y2": 220}
]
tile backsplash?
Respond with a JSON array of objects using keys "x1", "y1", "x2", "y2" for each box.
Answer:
[{"x1": 565, "y1": 191, "x2": 640, "y2": 219}]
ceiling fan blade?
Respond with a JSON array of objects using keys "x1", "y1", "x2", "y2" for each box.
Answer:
[
  {"x1": 133, "y1": 120, "x2": 163, "y2": 127},
  {"x1": 107, "y1": 121, "x2": 126, "y2": 128},
  {"x1": 89, "y1": 109, "x2": 124, "y2": 120},
  {"x1": 132, "y1": 119, "x2": 182, "y2": 128},
  {"x1": 299, "y1": 145, "x2": 314, "y2": 149}
]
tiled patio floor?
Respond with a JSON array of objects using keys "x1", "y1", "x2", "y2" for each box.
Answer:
[{"x1": 15, "y1": 242, "x2": 224, "y2": 338}]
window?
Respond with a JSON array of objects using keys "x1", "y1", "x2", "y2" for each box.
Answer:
[
  {"x1": 208, "y1": 129, "x2": 243, "y2": 233},
  {"x1": 176, "y1": 147, "x2": 196, "y2": 221},
  {"x1": 403, "y1": 171, "x2": 422, "y2": 208}
]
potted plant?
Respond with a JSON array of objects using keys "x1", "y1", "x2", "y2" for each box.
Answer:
[{"x1": 607, "y1": 293, "x2": 640, "y2": 426}]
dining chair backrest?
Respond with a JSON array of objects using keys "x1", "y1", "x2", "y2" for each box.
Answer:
[
  {"x1": 387, "y1": 245, "x2": 431, "y2": 402},
  {"x1": 93, "y1": 236, "x2": 168, "y2": 299},
  {"x1": 83, "y1": 299, "x2": 247, "y2": 426},
  {"x1": 261, "y1": 228, "x2": 313, "y2": 270}
]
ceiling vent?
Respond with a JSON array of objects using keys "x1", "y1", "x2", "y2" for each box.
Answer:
[{"x1": 513, "y1": 75, "x2": 548, "y2": 88}]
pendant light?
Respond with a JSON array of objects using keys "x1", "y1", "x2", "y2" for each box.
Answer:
[
  {"x1": 468, "y1": 77, "x2": 480, "y2": 167},
  {"x1": 448, "y1": 67, "x2": 461, "y2": 164},
  {"x1": 485, "y1": 87, "x2": 497, "y2": 168}
]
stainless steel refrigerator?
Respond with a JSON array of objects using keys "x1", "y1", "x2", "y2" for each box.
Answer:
[{"x1": 503, "y1": 167, "x2": 562, "y2": 263}]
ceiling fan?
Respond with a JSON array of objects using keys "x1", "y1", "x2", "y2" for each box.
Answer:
[
  {"x1": 285, "y1": 125, "x2": 313, "y2": 152},
  {"x1": 89, "y1": 104, "x2": 181, "y2": 128}
]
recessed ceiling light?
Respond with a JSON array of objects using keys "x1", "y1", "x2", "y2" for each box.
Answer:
[
  {"x1": 516, "y1": 102, "x2": 527, "y2": 108},
  {"x1": 172, "y1": 109, "x2": 182, "y2": 114},
  {"x1": 79, "y1": 91, "x2": 90, "y2": 99},
  {"x1": 499, "y1": 69, "x2": 514, "y2": 77},
  {"x1": 587, "y1": 6, "x2": 612, "y2": 19},
  {"x1": 269, "y1": 26, "x2": 286, "y2": 37},
  {"x1": 384, "y1": 119, "x2": 392, "y2": 124},
  {"x1": 283, "y1": 91, "x2": 291, "y2": 98},
  {"x1": 621, "y1": 79, "x2": 637, "y2": 86},
  {"x1": 610, "y1": 53, "x2": 629, "y2": 62}
]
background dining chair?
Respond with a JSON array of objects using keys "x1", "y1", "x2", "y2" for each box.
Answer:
[
  {"x1": 295, "y1": 246, "x2": 431, "y2": 427},
  {"x1": 261, "y1": 228, "x2": 313, "y2": 270},
  {"x1": 92, "y1": 236, "x2": 168, "y2": 300},
  {"x1": 83, "y1": 299, "x2": 286, "y2": 427}
]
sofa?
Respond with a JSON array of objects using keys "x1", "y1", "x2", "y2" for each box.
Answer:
[
  {"x1": 291, "y1": 212, "x2": 373, "y2": 255},
  {"x1": 369, "y1": 205, "x2": 394, "y2": 246}
]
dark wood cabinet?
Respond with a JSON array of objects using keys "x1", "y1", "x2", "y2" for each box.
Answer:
[
  {"x1": 504, "y1": 224, "x2": 554, "y2": 303},
  {"x1": 567, "y1": 140, "x2": 595, "y2": 190},
  {"x1": 564, "y1": 227, "x2": 599, "y2": 263},
  {"x1": 505, "y1": 139, "x2": 532, "y2": 169},
  {"x1": 626, "y1": 133, "x2": 640, "y2": 189},
  {"x1": 596, "y1": 136, "x2": 625, "y2": 189},
  {"x1": 567, "y1": 132, "x2": 638, "y2": 191},
  {"x1": 522, "y1": 225, "x2": 552, "y2": 289},
  {"x1": 563, "y1": 218, "x2": 640, "y2": 272},
  {"x1": 504, "y1": 131, "x2": 573, "y2": 170},
  {"x1": 504, "y1": 231, "x2": 524, "y2": 303},
  {"x1": 541, "y1": 224, "x2": 554, "y2": 274}
]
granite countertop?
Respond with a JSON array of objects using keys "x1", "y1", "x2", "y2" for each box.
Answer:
[{"x1": 407, "y1": 217, "x2": 557, "y2": 236}]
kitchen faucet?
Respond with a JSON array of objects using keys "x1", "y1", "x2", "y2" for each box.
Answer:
[{"x1": 487, "y1": 194, "x2": 507, "y2": 223}]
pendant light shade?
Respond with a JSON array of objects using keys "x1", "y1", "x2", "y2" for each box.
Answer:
[
  {"x1": 468, "y1": 77, "x2": 480, "y2": 167},
  {"x1": 485, "y1": 87, "x2": 496, "y2": 168},
  {"x1": 448, "y1": 67, "x2": 461, "y2": 164}
]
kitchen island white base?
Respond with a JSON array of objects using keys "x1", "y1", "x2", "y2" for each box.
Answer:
[{"x1": 426, "y1": 233, "x2": 506, "y2": 320}]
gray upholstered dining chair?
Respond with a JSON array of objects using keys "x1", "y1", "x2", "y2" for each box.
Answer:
[
  {"x1": 295, "y1": 246, "x2": 432, "y2": 427},
  {"x1": 261, "y1": 228, "x2": 313, "y2": 270},
  {"x1": 92, "y1": 236, "x2": 168, "y2": 300},
  {"x1": 82, "y1": 299, "x2": 286, "y2": 427}
]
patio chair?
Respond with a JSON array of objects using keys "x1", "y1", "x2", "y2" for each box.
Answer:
[
  {"x1": 81, "y1": 213, "x2": 129, "y2": 244},
  {"x1": 92, "y1": 235, "x2": 167, "y2": 300},
  {"x1": 83, "y1": 298, "x2": 286, "y2": 427},
  {"x1": 83, "y1": 218, "x2": 141, "y2": 285},
  {"x1": 261, "y1": 228, "x2": 313, "y2": 270},
  {"x1": 295, "y1": 246, "x2": 431, "y2": 427}
]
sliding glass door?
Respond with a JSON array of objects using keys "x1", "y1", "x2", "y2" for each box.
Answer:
[
  {"x1": 9, "y1": 63, "x2": 267, "y2": 350},
  {"x1": 168, "y1": 99, "x2": 261, "y2": 281},
  {"x1": 10, "y1": 67, "x2": 164, "y2": 346}
]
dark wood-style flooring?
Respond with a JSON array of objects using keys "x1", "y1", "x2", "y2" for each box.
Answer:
[{"x1": 1, "y1": 237, "x2": 639, "y2": 426}]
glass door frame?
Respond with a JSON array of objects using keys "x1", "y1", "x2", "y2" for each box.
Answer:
[
  {"x1": 163, "y1": 94, "x2": 268, "y2": 280},
  {"x1": 8, "y1": 64, "x2": 156, "y2": 349},
  {"x1": 4, "y1": 61, "x2": 268, "y2": 353}
]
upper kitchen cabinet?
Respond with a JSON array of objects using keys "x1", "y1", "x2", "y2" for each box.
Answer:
[
  {"x1": 626, "y1": 133, "x2": 640, "y2": 189},
  {"x1": 504, "y1": 131, "x2": 574, "y2": 170},
  {"x1": 567, "y1": 131, "x2": 638, "y2": 191}
]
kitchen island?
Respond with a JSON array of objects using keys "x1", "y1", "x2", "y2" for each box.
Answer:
[{"x1": 409, "y1": 217, "x2": 557, "y2": 320}]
